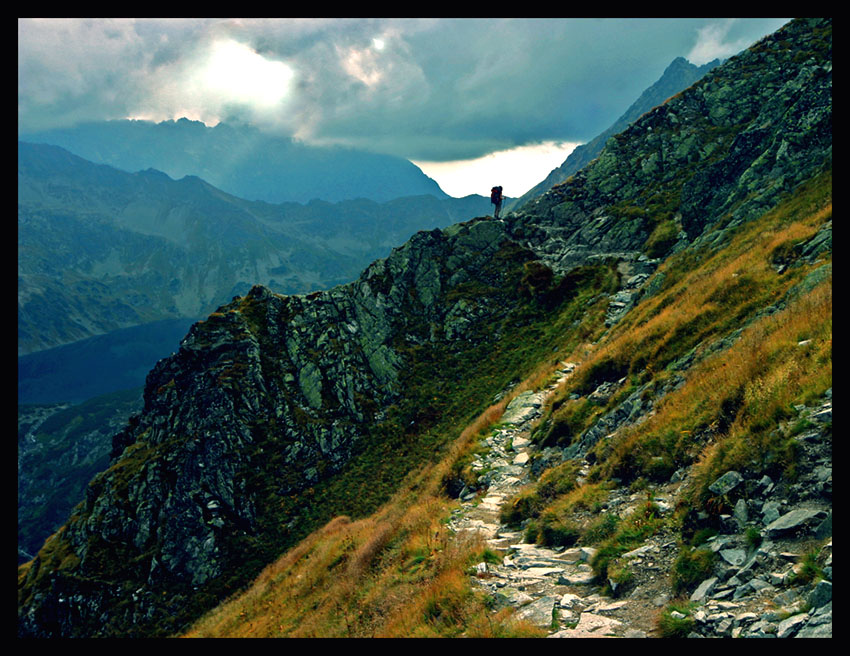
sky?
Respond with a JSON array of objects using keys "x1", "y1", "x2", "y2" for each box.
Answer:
[{"x1": 18, "y1": 18, "x2": 791, "y2": 198}]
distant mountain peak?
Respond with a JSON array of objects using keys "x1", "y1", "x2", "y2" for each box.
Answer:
[{"x1": 20, "y1": 118, "x2": 449, "y2": 204}]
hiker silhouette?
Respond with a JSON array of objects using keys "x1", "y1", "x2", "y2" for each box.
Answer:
[{"x1": 490, "y1": 185, "x2": 503, "y2": 218}]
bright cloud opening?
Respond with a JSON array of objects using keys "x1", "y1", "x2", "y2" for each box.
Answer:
[
  {"x1": 413, "y1": 141, "x2": 580, "y2": 199},
  {"x1": 341, "y1": 45, "x2": 384, "y2": 88},
  {"x1": 199, "y1": 39, "x2": 295, "y2": 109},
  {"x1": 130, "y1": 38, "x2": 299, "y2": 128}
]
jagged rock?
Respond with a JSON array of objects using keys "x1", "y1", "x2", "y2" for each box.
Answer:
[
  {"x1": 557, "y1": 565, "x2": 596, "y2": 586},
  {"x1": 776, "y1": 612, "x2": 809, "y2": 638},
  {"x1": 504, "y1": 589, "x2": 535, "y2": 607},
  {"x1": 501, "y1": 391, "x2": 545, "y2": 425},
  {"x1": 808, "y1": 580, "x2": 832, "y2": 608},
  {"x1": 563, "y1": 384, "x2": 654, "y2": 459},
  {"x1": 815, "y1": 511, "x2": 832, "y2": 539},
  {"x1": 514, "y1": 595, "x2": 560, "y2": 626},
  {"x1": 762, "y1": 500, "x2": 783, "y2": 525},
  {"x1": 559, "y1": 593, "x2": 582, "y2": 609},
  {"x1": 690, "y1": 577, "x2": 718, "y2": 602},
  {"x1": 734, "y1": 498, "x2": 748, "y2": 527},
  {"x1": 550, "y1": 612, "x2": 623, "y2": 638},
  {"x1": 588, "y1": 380, "x2": 620, "y2": 403},
  {"x1": 795, "y1": 602, "x2": 832, "y2": 638},
  {"x1": 622, "y1": 544, "x2": 652, "y2": 559},
  {"x1": 719, "y1": 548, "x2": 747, "y2": 567}
]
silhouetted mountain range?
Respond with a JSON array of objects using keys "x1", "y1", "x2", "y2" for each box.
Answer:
[{"x1": 20, "y1": 118, "x2": 449, "y2": 204}]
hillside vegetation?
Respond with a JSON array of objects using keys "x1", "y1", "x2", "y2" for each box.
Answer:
[
  {"x1": 18, "y1": 18, "x2": 831, "y2": 638},
  {"x1": 183, "y1": 167, "x2": 830, "y2": 638}
]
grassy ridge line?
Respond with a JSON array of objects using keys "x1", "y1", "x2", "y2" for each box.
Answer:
[{"x1": 496, "y1": 170, "x2": 831, "y2": 600}]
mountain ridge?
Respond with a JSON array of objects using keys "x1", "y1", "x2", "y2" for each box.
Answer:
[
  {"x1": 20, "y1": 118, "x2": 450, "y2": 204},
  {"x1": 18, "y1": 18, "x2": 831, "y2": 638},
  {"x1": 18, "y1": 141, "x2": 492, "y2": 355},
  {"x1": 507, "y1": 55, "x2": 722, "y2": 212}
]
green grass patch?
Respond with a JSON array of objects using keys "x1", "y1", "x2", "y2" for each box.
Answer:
[
  {"x1": 590, "y1": 500, "x2": 664, "y2": 580},
  {"x1": 671, "y1": 546, "x2": 716, "y2": 596},
  {"x1": 499, "y1": 461, "x2": 582, "y2": 527},
  {"x1": 656, "y1": 601, "x2": 697, "y2": 638}
]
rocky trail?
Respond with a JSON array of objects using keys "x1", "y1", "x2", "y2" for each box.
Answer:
[{"x1": 447, "y1": 363, "x2": 833, "y2": 638}]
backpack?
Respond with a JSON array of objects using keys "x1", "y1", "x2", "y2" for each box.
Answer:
[{"x1": 490, "y1": 186, "x2": 502, "y2": 204}]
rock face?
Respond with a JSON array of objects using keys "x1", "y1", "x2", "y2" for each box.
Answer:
[
  {"x1": 18, "y1": 18, "x2": 831, "y2": 638},
  {"x1": 510, "y1": 17, "x2": 831, "y2": 277},
  {"x1": 508, "y1": 55, "x2": 722, "y2": 212}
]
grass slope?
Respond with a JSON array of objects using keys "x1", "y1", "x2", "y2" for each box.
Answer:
[{"x1": 182, "y1": 170, "x2": 830, "y2": 638}]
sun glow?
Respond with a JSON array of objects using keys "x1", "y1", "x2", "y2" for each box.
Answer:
[{"x1": 199, "y1": 39, "x2": 295, "y2": 109}]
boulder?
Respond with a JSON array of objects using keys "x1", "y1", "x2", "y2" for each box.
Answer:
[
  {"x1": 708, "y1": 470, "x2": 743, "y2": 496},
  {"x1": 764, "y1": 508, "x2": 827, "y2": 538},
  {"x1": 808, "y1": 580, "x2": 832, "y2": 608},
  {"x1": 550, "y1": 612, "x2": 623, "y2": 638},
  {"x1": 690, "y1": 577, "x2": 718, "y2": 602},
  {"x1": 514, "y1": 595, "x2": 559, "y2": 626}
]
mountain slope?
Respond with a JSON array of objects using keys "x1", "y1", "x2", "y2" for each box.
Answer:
[
  {"x1": 18, "y1": 389, "x2": 145, "y2": 565},
  {"x1": 507, "y1": 56, "x2": 722, "y2": 212},
  {"x1": 18, "y1": 18, "x2": 831, "y2": 638},
  {"x1": 186, "y1": 168, "x2": 831, "y2": 638},
  {"x1": 20, "y1": 118, "x2": 449, "y2": 204},
  {"x1": 18, "y1": 143, "x2": 491, "y2": 354}
]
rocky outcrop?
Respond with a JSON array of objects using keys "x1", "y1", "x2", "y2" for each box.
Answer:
[
  {"x1": 18, "y1": 217, "x2": 544, "y2": 637},
  {"x1": 18, "y1": 18, "x2": 831, "y2": 638},
  {"x1": 507, "y1": 56, "x2": 722, "y2": 213},
  {"x1": 509, "y1": 17, "x2": 831, "y2": 276}
]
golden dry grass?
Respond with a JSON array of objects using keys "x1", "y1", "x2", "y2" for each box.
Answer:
[
  {"x1": 181, "y1": 372, "x2": 557, "y2": 638},
  {"x1": 183, "y1": 174, "x2": 831, "y2": 639}
]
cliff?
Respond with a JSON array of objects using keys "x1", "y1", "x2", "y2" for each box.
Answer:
[{"x1": 18, "y1": 18, "x2": 831, "y2": 638}]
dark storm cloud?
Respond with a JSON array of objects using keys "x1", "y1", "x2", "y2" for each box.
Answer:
[{"x1": 18, "y1": 18, "x2": 790, "y2": 161}]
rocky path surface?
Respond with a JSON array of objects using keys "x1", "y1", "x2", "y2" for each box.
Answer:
[
  {"x1": 446, "y1": 363, "x2": 833, "y2": 638},
  {"x1": 446, "y1": 362, "x2": 650, "y2": 637}
]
